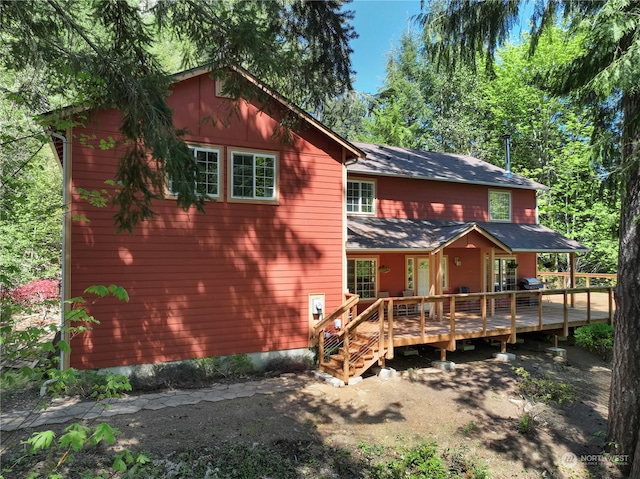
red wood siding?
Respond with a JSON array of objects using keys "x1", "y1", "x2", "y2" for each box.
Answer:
[
  {"x1": 69, "y1": 73, "x2": 346, "y2": 369},
  {"x1": 371, "y1": 175, "x2": 537, "y2": 223}
]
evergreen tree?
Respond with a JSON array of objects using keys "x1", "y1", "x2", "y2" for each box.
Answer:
[
  {"x1": 0, "y1": 0, "x2": 357, "y2": 232},
  {"x1": 421, "y1": 1, "x2": 640, "y2": 474}
]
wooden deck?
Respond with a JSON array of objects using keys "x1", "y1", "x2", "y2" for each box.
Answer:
[
  {"x1": 374, "y1": 290, "x2": 613, "y2": 348},
  {"x1": 314, "y1": 287, "x2": 614, "y2": 383}
]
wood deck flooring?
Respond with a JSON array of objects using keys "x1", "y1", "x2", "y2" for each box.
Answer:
[{"x1": 358, "y1": 291, "x2": 613, "y2": 348}]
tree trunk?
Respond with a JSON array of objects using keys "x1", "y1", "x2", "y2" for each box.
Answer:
[{"x1": 607, "y1": 90, "x2": 640, "y2": 476}]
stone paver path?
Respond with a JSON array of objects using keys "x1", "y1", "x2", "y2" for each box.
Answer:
[{"x1": 1, "y1": 374, "x2": 314, "y2": 432}]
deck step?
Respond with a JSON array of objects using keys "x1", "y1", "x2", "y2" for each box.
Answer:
[{"x1": 330, "y1": 354, "x2": 365, "y2": 367}]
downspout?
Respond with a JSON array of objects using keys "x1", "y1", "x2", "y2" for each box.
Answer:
[{"x1": 49, "y1": 131, "x2": 69, "y2": 372}]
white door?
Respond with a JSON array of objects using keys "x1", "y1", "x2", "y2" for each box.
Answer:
[{"x1": 417, "y1": 257, "x2": 430, "y2": 296}]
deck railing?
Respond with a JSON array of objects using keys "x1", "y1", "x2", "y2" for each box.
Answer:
[
  {"x1": 314, "y1": 286, "x2": 614, "y2": 382},
  {"x1": 538, "y1": 272, "x2": 617, "y2": 289}
]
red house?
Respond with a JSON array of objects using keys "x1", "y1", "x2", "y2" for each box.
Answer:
[
  {"x1": 52, "y1": 67, "x2": 587, "y2": 373},
  {"x1": 345, "y1": 142, "x2": 586, "y2": 304}
]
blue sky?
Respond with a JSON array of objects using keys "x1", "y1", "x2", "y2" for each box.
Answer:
[
  {"x1": 346, "y1": 0, "x2": 533, "y2": 94},
  {"x1": 347, "y1": 0, "x2": 423, "y2": 94}
]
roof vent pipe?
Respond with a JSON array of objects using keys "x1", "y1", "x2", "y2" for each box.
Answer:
[{"x1": 502, "y1": 134, "x2": 512, "y2": 178}]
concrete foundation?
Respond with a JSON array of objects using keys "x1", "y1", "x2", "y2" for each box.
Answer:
[
  {"x1": 431, "y1": 360, "x2": 456, "y2": 371},
  {"x1": 456, "y1": 341, "x2": 476, "y2": 352},
  {"x1": 376, "y1": 367, "x2": 397, "y2": 379},
  {"x1": 546, "y1": 347, "x2": 567, "y2": 358},
  {"x1": 493, "y1": 352, "x2": 516, "y2": 362},
  {"x1": 401, "y1": 348, "x2": 419, "y2": 357}
]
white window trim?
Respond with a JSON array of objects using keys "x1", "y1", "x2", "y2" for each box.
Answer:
[
  {"x1": 441, "y1": 255, "x2": 449, "y2": 291},
  {"x1": 168, "y1": 145, "x2": 221, "y2": 199},
  {"x1": 494, "y1": 255, "x2": 518, "y2": 292},
  {"x1": 346, "y1": 179, "x2": 376, "y2": 215},
  {"x1": 488, "y1": 189, "x2": 512, "y2": 222},
  {"x1": 347, "y1": 257, "x2": 378, "y2": 300},
  {"x1": 406, "y1": 257, "x2": 415, "y2": 291},
  {"x1": 228, "y1": 148, "x2": 279, "y2": 204}
]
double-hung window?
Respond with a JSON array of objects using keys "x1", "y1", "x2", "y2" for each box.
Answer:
[
  {"x1": 231, "y1": 151, "x2": 277, "y2": 201},
  {"x1": 169, "y1": 146, "x2": 220, "y2": 198},
  {"x1": 347, "y1": 258, "x2": 377, "y2": 299},
  {"x1": 347, "y1": 180, "x2": 375, "y2": 214},
  {"x1": 489, "y1": 190, "x2": 511, "y2": 222}
]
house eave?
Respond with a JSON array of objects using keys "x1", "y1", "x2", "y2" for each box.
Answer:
[
  {"x1": 347, "y1": 170, "x2": 549, "y2": 191},
  {"x1": 510, "y1": 248, "x2": 591, "y2": 253},
  {"x1": 347, "y1": 248, "x2": 432, "y2": 254}
]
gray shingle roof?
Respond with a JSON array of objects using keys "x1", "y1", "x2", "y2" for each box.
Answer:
[
  {"x1": 347, "y1": 217, "x2": 588, "y2": 253},
  {"x1": 348, "y1": 142, "x2": 547, "y2": 190}
]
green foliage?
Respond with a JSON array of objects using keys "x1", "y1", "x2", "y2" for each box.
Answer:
[
  {"x1": 513, "y1": 366, "x2": 576, "y2": 405},
  {"x1": 1, "y1": 0, "x2": 357, "y2": 232},
  {"x1": 263, "y1": 355, "x2": 314, "y2": 374},
  {"x1": 130, "y1": 354, "x2": 256, "y2": 391},
  {"x1": 358, "y1": 24, "x2": 621, "y2": 274},
  {"x1": 361, "y1": 30, "x2": 488, "y2": 154},
  {"x1": 127, "y1": 439, "x2": 489, "y2": 479},
  {"x1": 575, "y1": 323, "x2": 615, "y2": 360},
  {"x1": 443, "y1": 446, "x2": 490, "y2": 479},
  {"x1": 0, "y1": 284, "x2": 138, "y2": 479},
  {"x1": 397, "y1": 440, "x2": 449, "y2": 478},
  {"x1": 194, "y1": 353, "x2": 255, "y2": 378},
  {"x1": 460, "y1": 420, "x2": 478, "y2": 436},
  {"x1": 357, "y1": 440, "x2": 488, "y2": 479},
  {"x1": 517, "y1": 413, "x2": 536, "y2": 436},
  {"x1": 0, "y1": 144, "x2": 62, "y2": 286}
]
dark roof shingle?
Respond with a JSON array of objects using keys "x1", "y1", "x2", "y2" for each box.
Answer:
[
  {"x1": 349, "y1": 142, "x2": 547, "y2": 190},
  {"x1": 347, "y1": 217, "x2": 588, "y2": 253}
]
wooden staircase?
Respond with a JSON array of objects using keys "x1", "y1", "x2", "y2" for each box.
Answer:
[
  {"x1": 313, "y1": 295, "x2": 391, "y2": 384},
  {"x1": 320, "y1": 332, "x2": 381, "y2": 381}
]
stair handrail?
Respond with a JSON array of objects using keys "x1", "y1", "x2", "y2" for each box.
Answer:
[
  {"x1": 312, "y1": 293, "x2": 359, "y2": 340},
  {"x1": 343, "y1": 298, "x2": 384, "y2": 334},
  {"x1": 340, "y1": 298, "x2": 388, "y2": 383}
]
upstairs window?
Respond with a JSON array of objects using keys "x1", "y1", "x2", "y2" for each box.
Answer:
[
  {"x1": 230, "y1": 151, "x2": 277, "y2": 201},
  {"x1": 347, "y1": 180, "x2": 375, "y2": 214},
  {"x1": 169, "y1": 147, "x2": 220, "y2": 198},
  {"x1": 489, "y1": 190, "x2": 511, "y2": 222}
]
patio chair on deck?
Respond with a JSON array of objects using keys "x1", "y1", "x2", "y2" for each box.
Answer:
[
  {"x1": 396, "y1": 290, "x2": 416, "y2": 316},
  {"x1": 457, "y1": 286, "x2": 471, "y2": 311},
  {"x1": 378, "y1": 291, "x2": 390, "y2": 318}
]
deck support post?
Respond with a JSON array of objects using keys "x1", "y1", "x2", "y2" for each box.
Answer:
[
  {"x1": 553, "y1": 334, "x2": 558, "y2": 349},
  {"x1": 440, "y1": 348, "x2": 447, "y2": 362},
  {"x1": 501, "y1": 341, "x2": 507, "y2": 354},
  {"x1": 608, "y1": 287, "x2": 614, "y2": 325},
  {"x1": 569, "y1": 253, "x2": 576, "y2": 308}
]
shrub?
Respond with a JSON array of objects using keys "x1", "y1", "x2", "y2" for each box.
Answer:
[
  {"x1": 517, "y1": 413, "x2": 536, "y2": 435},
  {"x1": 9, "y1": 279, "x2": 59, "y2": 305},
  {"x1": 263, "y1": 356, "x2": 313, "y2": 375},
  {"x1": 574, "y1": 323, "x2": 614, "y2": 360},
  {"x1": 513, "y1": 367, "x2": 575, "y2": 405}
]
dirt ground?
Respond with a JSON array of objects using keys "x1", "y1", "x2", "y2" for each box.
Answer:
[{"x1": 0, "y1": 336, "x2": 622, "y2": 478}]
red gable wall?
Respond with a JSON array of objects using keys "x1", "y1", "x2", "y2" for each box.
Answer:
[
  {"x1": 69, "y1": 73, "x2": 345, "y2": 369},
  {"x1": 366, "y1": 174, "x2": 537, "y2": 223}
]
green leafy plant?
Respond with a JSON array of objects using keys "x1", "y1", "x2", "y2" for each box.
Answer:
[
  {"x1": 517, "y1": 413, "x2": 536, "y2": 435},
  {"x1": 574, "y1": 323, "x2": 614, "y2": 361},
  {"x1": 194, "y1": 353, "x2": 255, "y2": 379},
  {"x1": 460, "y1": 420, "x2": 478, "y2": 436},
  {"x1": 0, "y1": 283, "x2": 142, "y2": 478},
  {"x1": 443, "y1": 446, "x2": 490, "y2": 479},
  {"x1": 513, "y1": 367, "x2": 576, "y2": 405}
]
